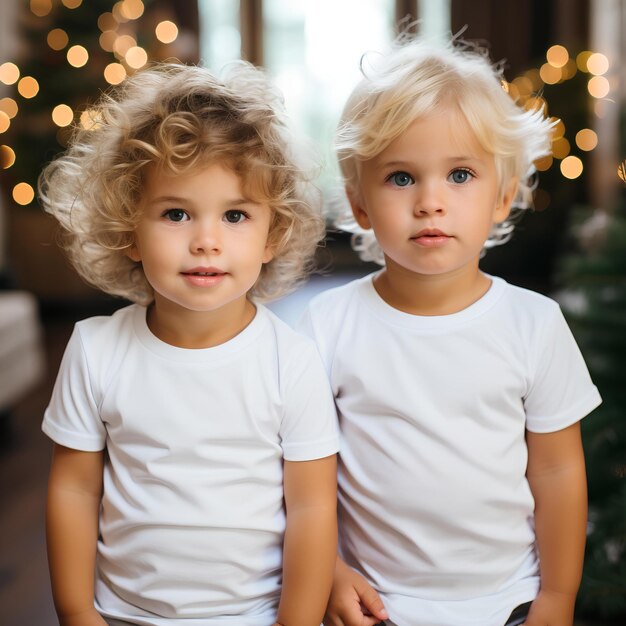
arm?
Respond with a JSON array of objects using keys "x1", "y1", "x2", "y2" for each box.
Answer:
[
  {"x1": 46, "y1": 444, "x2": 106, "y2": 626},
  {"x1": 273, "y1": 455, "x2": 337, "y2": 626},
  {"x1": 323, "y1": 556, "x2": 388, "y2": 626},
  {"x1": 524, "y1": 422, "x2": 587, "y2": 626}
]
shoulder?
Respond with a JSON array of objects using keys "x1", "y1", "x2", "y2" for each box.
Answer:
[
  {"x1": 305, "y1": 273, "x2": 373, "y2": 324},
  {"x1": 495, "y1": 277, "x2": 563, "y2": 326},
  {"x1": 260, "y1": 305, "x2": 322, "y2": 356}
]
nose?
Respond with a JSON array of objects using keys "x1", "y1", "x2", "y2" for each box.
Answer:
[
  {"x1": 414, "y1": 180, "x2": 446, "y2": 216},
  {"x1": 190, "y1": 219, "x2": 222, "y2": 254}
]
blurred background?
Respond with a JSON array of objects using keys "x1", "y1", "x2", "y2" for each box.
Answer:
[{"x1": 0, "y1": 1, "x2": 624, "y2": 624}]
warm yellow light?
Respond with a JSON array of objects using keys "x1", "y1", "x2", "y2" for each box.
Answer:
[
  {"x1": 588, "y1": 75, "x2": 610, "y2": 99},
  {"x1": 512, "y1": 76, "x2": 533, "y2": 97},
  {"x1": 534, "y1": 155, "x2": 553, "y2": 172},
  {"x1": 587, "y1": 53, "x2": 609, "y2": 76},
  {"x1": 539, "y1": 63, "x2": 561, "y2": 85},
  {"x1": 0, "y1": 145, "x2": 16, "y2": 169},
  {"x1": 525, "y1": 96, "x2": 548, "y2": 116},
  {"x1": 561, "y1": 59, "x2": 577, "y2": 80},
  {"x1": 561, "y1": 156, "x2": 583, "y2": 179},
  {"x1": 155, "y1": 20, "x2": 178, "y2": 44},
  {"x1": 618, "y1": 161, "x2": 626, "y2": 183},
  {"x1": 98, "y1": 12, "x2": 118, "y2": 32},
  {"x1": 120, "y1": 0, "x2": 144, "y2": 20},
  {"x1": 125, "y1": 46, "x2": 148, "y2": 69},
  {"x1": 30, "y1": 0, "x2": 52, "y2": 17},
  {"x1": 552, "y1": 137, "x2": 570, "y2": 160},
  {"x1": 0, "y1": 98, "x2": 18, "y2": 119},
  {"x1": 104, "y1": 63, "x2": 127, "y2": 85},
  {"x1": 62, "y1": 0, "x2": 83, "y2": 8},
  {"x1": 112, "y1": 1, "x2": 129, "y2": 22},
  {"x1": 546, "y1": 44, "x2": 569, "y2": 68},
  {"x1": 524, "y1": 69, "x2": 542, "y2": 90},
  {"x1": 506, "y1": 82, "x2": 520, "y2": 102},
  {"x1": 576, "y1": 51, "x2": 593, "y2": 72},
  {"x1": 575, "y1": 129, "x2": 598, "y2": 151},
  {"x1": 113, "y1": 35, "x2": 137, "y2": 57},
  {"x1": 551, "y1": 118, "x2": 566, "y2": 140},
  {"x1": 17, "y1": 76, "x2": 39, "y2": 98},
  {"x1": 0, "y1": 62, "x2": 20, "y2": 85},
  {"x1": 0, "y1": 111, "x2": 10, "y2": 133},
  {"x1": 80, "y1": 109, "x2": 103, "y2": 130},
  {"x1": 52, "y1": 104, "x2": 74, "y2": 127},
  {"x1": 13, "y1": 182, "x2": 35, "y2": 205},
  {"x1": 67, "y1": 45, "x2": 89, "y2": 68},
  {"x1": 99, "y1": 30, "x2": 117, "y2": 52}
]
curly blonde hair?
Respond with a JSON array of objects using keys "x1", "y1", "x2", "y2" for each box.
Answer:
[
  {"x1": 335, "y1": 36, "x2": 554, "y2": 265},
  {"x1": 38, "y1": 62, "x2": 324, "y2": 304}
]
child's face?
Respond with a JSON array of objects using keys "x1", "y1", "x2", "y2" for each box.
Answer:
[
  {"x1": 128, "y1": 163, "x2": 274, "y2": 316},
  {"x1": 348, "y1": 106, "x2": 516, "y2": 280}
]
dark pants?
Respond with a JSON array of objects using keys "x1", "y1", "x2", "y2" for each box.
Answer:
[{"x1": 374, "y1": 601, "x2": 533, "y2": 626}]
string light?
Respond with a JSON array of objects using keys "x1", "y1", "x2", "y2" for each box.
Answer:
[
  {"x1": 104, "y1": 63, "x2": 127, "y2": 85},
  {"x1": 0, "y1": 145, "x2": 16, "y2": 169},
  {"x1": 586, "y1": 53, "x2": 609, "y2": 75},
  {"x1": 155, "y1": 20, "x2": 178, "y2": 44},
  {"x1": 17, "y1": 76, "x2": 39, "y2": 98},
  {"x1": 120, "y1": 0, "x2": 145, "y2": 20},
  {"x1": 539, "y1": 63, "x2": 561, "y2": 85},
  {"x1": 67, "y1": 45, "x2": 89, "y2": 68},
  {"x1": 98, "y1": 12, "x2": 118, "y2": 32},
  {"x1": 99, "y1": 30, "x2": 117, "y2": 52},
  {"x1": 61, "y1": 0, "x2": 83, "y2": 8},
  {"x1": 546, "y1": 45, "x2": 569, "y2": 68},
  {"x1": 575, "y1": 129, "x2": 598, "y2": 151},
  {"x1": 47, "y1": 29, "x2": 70, "y2": 51},
  {"x1": 112, "y1": 2, "x2": 130, "y2": 23},
  {"x1": 13, "y1": 182, "x2": 35, "y2": 206},
  {"x1": 588, "y1": 75, "x2": 610, "y2": 98},
  {"x1": 534, "y1": 155, "x2": 553, "y2": 172},
  {"x1": 52, "y1": 104, "x2": 74, "y2": 127},
  {"x1": 0, "y1": 98, "x2": 18, "y2": 119},
  {"x1": 125, "y1": 46, "x2": 148, "y2": 69},
  {"x1": 552, "y1": 137, "x2": 571, "y2": 160},
  {"x1": 30, "y1": 0, "x2": 52, "y2": 17},
  {"x1": 0, "y1": 62, "x2": 20, "y2": 85},
  {"x1": 113, "y1": 35, "x2": 137, "y2": 57},
  {"x1": 0, "y1": 111, "x2": 10, "y2": 134},
  {"x1": 80, "y1": 109, "x2": 103, "y2": 130},
  {"x1": 560, "y1": 156, "x2": 583, "y2": 179}
]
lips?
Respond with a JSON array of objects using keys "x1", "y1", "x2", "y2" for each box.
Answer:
[
  {"x1": 411, "y1": 229, "x2": 451, "y2": 248},
  {"x1": 181, "y1": 267, "x2": 225, "y2": 277},
  {"x1": 181, "y1": 267, "x2": 227, "y2": 286}
]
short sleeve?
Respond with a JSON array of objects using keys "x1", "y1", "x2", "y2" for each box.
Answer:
[
  {"x1": 42, "y1": 325, "x2": 106, "y2": 450},
  {"x1": 524, "y1": 304, "x2": 601, "y2": 433},
  {"x1": 279, "y1": 340, "x2": 339, "y2": 461}
]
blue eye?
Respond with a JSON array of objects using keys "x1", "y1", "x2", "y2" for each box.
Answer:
[
  {"x1": 388, "y1": 171, "x2": 414, "y2": 187},
  {"x1": 449, "y1": 169, "x2": 472, "y2": 184},
  {"x1": 224, "y1": 210, "x2": 247, "y2": 224},
  {"x1": 163, "y1": 209, "x2": 188, "y2": 222}
]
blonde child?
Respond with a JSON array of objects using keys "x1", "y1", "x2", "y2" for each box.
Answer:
[
  {"x1": 299, "y1": 38, "x2": 601, "y2": 626},
  {"x1": 40, "y1": 62, "x2": 339, "y2": 626}
]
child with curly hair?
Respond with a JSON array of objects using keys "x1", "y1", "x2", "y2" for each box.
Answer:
[
  {"x1": 40, "y1": 62, "x2": 338, "y2": 626},
  {"x1": 299, "y1": 37, "x2": 601, "y2": 626}
]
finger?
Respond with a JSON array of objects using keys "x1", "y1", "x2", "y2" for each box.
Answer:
[{"x1": 357, "y1": 585, "x2": 388, "y2": 622}]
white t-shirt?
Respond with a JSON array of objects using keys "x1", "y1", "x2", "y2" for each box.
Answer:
[
  {"x1": 43, "y1": 303, "x2": 339, "y2": 626},
  {"x1": 298, "y1": 273, "x2": 601, "y2": 626}
]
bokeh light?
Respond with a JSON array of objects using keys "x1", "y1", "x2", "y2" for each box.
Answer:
[
  {"x1": 67, "y1": 45, "x2": 89, "y2": 68},
  {"x1": 552, "y1": 137, "x2": 571, "y2": 160},
  {"x1": 52, "y1": 104, "x2": 74, "y2": 127},
  {"x1": 80, "y1": 109, "x2": 103, "y2": 130},
  {"x1": 0, "y1": 145, "x2": 16, "y2": 169},
  {"x1": 587, "y1": 53, "x2": 609, "y2": 75},
  {"x1": 0, "y1": 111, "x2": 10, "y2": 134},
  {"x1": 587, "y1": 75, "x2": 610, "y2": 99},
  {"x1": 0, "y1": 62, "x2": 20, "y2": 85},
  {"x1": 125, "y1": 46, "x2": 148, "y2": 69},
  {"x1": 30, "y1": 0, "x2": 52, "y2": 17},
  {"x1": 98, "y1": 12, "x2": 118, "y2": 32},
  {"x1": 561, "y1": 156, "x2": 583, "y2": 179},
  {"x1": 551, "y1": 118, "x2": 566, "y2": 139},
  {"x1": 575, "y1": 129, "x2": 598, "y2": 151},
  {"x1": 576, "y1": 51, "x2": 593, "y2": 72},
  {"x1": 120, "y1": 0, "x2": 145, "y2": 20},
  {"x1": 155, "y1": 20, "x2": 178, "y2": 44},
  {"x1": 561, "y1": 59, "x2": 577, "y2": 80},
  {"x1": 512, "y1": 76, "x2": 533, "y2": 97},
  {"x1": 546, "y1": 44, "x2": 569, "y2": 68},
  {"x1": 539, "y1": 63, "x2": 561, "y2": 85},
  {"x1": 0, "y1": 98, "x2": 18, "y2": 119},
  {"x1": 104, "y1": 63, "x2": 127, "y2": 85},
  {"x1": 99, "y1": 30, "x2": 117, "y2": 52},
  {"x1": 534, "y1": 155, "x2": 553, "y2": 172},
  {"x1": 112, "y1": 1, "x2": 130, "y2": 23},
  {"x1": 62, "y1": 0, "x2": 83, "y2": 8},
  {"x1": 17, "y1": 76, "x2": 39, "y2": 98},
  {"x1": 13, "y1": 182, "x2": 35, "y2": 205},
  {"x1": 113, "y1": 34, "x2": 137, "y2": 57},
  {"x1": 47, "y1": 28, "x2": 69, "y2": 51}
]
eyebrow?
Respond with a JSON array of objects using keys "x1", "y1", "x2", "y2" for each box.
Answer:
[
  {"x1": 147, "y1": 195, "x2": 260, "y2": 206},
  {"x1": 380, "y1": 156, "x2": 485, "y2": 168}
]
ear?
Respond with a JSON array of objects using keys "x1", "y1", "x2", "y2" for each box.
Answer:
[
  {"x1": 494, "y1": 177, "x2": 518, "y2": 224},
  {"x1": 126, "y1": 240, "x2": 141, "y2": 263},
  {"x1": 262, "y1": 242, "x2": 275, "y2": 265},
  {"x1": 346, "y1": 185, "x2": 372, "y2": 230}
]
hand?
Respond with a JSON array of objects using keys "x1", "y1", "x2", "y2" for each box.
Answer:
[
  {"x1": 58, "y1": 607, "x2": 108, "y2": 626},
  {"x1": 522, "y1": 589, "x2": 576, "y2": 626},
  {"x1": 323, "y1": 559, "x2": 388, "y2": 626}
]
